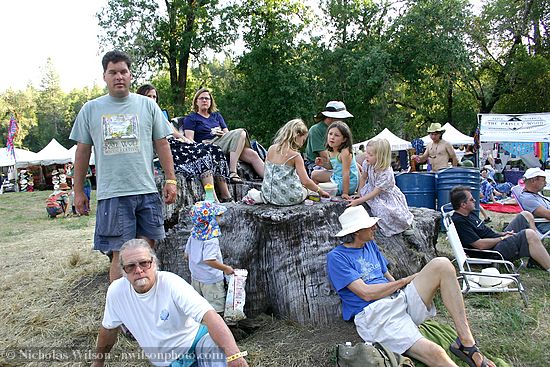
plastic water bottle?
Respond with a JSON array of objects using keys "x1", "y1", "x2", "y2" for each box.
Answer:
[{"x1": 204, "y1": 184, "x2": 215, "y2": 202}]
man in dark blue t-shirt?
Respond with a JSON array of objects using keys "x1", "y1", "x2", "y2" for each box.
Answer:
[
  {"x1": 450, "y1": 185, "x2": 550, "y2": 272},
  {"x1": 327, "y1": 206, "x2": 495, "y2": 367}
]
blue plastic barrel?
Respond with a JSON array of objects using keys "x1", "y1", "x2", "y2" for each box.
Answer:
[
  {"x1": 436, "y1": 168, "x2": 480, "y2": 213},
  {"x1": 395, "y1": 172, "x2": 436, "y2": 209}
]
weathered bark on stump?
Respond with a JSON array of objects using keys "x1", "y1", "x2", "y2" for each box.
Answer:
[{"x1": 156, "y1": 175, "x2": 441, "y2": 325}]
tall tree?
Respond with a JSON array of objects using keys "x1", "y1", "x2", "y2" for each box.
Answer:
[
  {"x1": 25, "y1": 58, "x2": 68, "y2": 151},
  {"x1": 466, "y1": 0, "x2": 543, "y2": 113},
  {"x1": 220, "y1": 0, "x2": 317, "y2": 144},
  {"x1": 387, "y1": 0, "x2": 474, "y2": 133},
  {"x1": 97, "y1": 0, "x2": 238, "y2": 114},
  {"x1": 0, "y1": 86, "x2": 37, "y2": 149}
]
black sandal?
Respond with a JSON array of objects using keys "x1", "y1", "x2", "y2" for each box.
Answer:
[
  {"x1": 229, "y1": 172, "x2": 243, "y2": 184},
  {"x1": 450, "y1": 338, "x2": 489, "y2": 367}
]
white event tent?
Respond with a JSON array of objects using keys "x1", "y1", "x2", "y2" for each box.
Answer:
[
  {"x1": 0, "y1": 147, "x2": 41, "y2": 168},
  {"x1": 68, "y1": 145, "x2": 96, "y2": 165},
  {"x1": 35, "y1": 138, "x2": 72, "y2": 166},
  {"x1": 421, "y1": 123, "x2": 474, "y2": 146},
  {"x1": 353, "y1": 128, "x2": 412, "y2": 151}
]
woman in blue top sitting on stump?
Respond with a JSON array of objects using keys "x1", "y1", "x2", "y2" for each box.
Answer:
[{"x1": 181, "y1": 88, "x2": 264, "y2": 183}]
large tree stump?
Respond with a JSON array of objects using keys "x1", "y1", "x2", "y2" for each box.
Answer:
[{"x1": 156, "y1": 176, "x2": 441, "y2": 325}]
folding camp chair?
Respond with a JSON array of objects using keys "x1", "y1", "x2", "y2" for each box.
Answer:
[
  {"x1": 441, "y1": 206, "x2": 528, "y2": 306},
  {"x1": 511, "y1": 185, "x2": 550, "y2": 240}
]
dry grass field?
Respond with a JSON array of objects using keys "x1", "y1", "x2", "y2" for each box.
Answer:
[{"x1": 0, "y1": 191, "x2": 549, "y2": 366}]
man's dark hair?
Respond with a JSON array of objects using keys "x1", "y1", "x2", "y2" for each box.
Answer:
[
  {"x1": 102, "y1": 50, "x2": 132, "y2": 72},
  {"x1": 450, "y1": 185, "x2": 470, "y2": 210}
]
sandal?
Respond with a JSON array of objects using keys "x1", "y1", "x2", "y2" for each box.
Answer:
[
  {"x1": 220, "y1": 197, "x2": 234, "y2": 203},
  {"x1": 450, "y1": 337, "x2": 490, "y2": 367},
  {"x1": 229, "y1": 172, "x2": 243, "y2": 184}
]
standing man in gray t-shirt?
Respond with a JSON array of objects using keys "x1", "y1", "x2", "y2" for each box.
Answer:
[{"x1": 70, "y1": 50, "x2": 177, "y2": 282}]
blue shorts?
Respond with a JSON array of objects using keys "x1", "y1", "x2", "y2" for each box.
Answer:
[{"x1": 94, "y1": 193, "x2": 165, "y2": 254}]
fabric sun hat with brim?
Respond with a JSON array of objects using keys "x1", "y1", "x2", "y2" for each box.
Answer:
[
  {"x1": 314, "y1": 101, "x2": 354, "y2": 122},
  {"x1": 335, "y1": 206, "x2": 379, "y2": 237},
  {"x1": 426, "y1": 123, "x2": 445, "y2": 133},
  {"x1": 58, "y1": 182, "x2": 70, "y2": 190},
  {"x1": 478, "y1": 267, "x2": 514, "y2": 288},
  {"x1": 523, "y1": 167, "x2": 548, "y2": 180},
  {"x1": 52, "y1": 170, "x2": 59, "y2": 176},
  {"x1": 190, "y1": 201, "x2": 228, "y2": 241}
]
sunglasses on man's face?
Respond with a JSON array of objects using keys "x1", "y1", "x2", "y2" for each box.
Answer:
[{"x1": 122, "y1": 258, "x2": 153, "y2": 274}]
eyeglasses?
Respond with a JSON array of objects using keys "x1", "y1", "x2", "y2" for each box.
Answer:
[
  {"x1": 122, "y1": 258, "x2": 153, "y2": 273},
  {"x1": 197, "y1": 97, "x2": 211, "y2": 101}
]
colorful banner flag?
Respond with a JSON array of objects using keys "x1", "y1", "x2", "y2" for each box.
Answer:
[{"x1": 6, "y1": 114, "x2": 19, "y2": 159}]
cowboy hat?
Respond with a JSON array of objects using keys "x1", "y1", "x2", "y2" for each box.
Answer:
[
  {"x1": 335, "y1": 206, "x2": 379, "y2": 237},
  {"x1": 427, "y1": 123, "x2": 445, "y2": 133},
  {"x1": 314, "y1": 101, "x2": 354, "y2": 122}
]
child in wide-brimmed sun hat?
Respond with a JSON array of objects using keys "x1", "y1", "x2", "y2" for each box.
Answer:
[{"x1": 184, "y1": 201, "x2": 234, "y2": 314}]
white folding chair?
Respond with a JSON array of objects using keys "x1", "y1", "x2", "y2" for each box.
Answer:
[
  {"x1": 511, "y1": 185, "x2": 550, "y2": 240},
  {"x1": 441, "y1": 207, "x2": 528, "y2": 306}
]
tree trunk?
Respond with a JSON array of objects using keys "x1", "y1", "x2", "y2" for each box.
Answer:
[{"x1": 156, "y1": 175, "x2": 441, "y2": 325}]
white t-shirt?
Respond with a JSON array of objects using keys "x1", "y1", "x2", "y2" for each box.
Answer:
[
  {"x1": 185, "y1": 237, "x2": 224, "y2": 284},
  {"x1": 102, "y1": 271, "x2": 214, "y2": 366}
]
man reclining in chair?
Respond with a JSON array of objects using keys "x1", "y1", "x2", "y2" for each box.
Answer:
[
  {"x1": 327, "y1": 206, "x2": 496, "y2": 367},
  {"x1": 450, "y1": 185, "x2": 550, "y2": 273},
  {"x1": 517, "y1": 168, "x2": 550, "y2": 235}
]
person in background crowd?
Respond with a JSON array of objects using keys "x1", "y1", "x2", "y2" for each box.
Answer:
[{"x1": 412, "y1": 123, "x2": 457, "y2": 172}]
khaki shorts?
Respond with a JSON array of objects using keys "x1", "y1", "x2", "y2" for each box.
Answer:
[
  {"x1": 192, "y1": 279, "x2": 226, "y2": 313},
  {"x1": 354, "y1": 283, "x2": 436, "y2": 355}
]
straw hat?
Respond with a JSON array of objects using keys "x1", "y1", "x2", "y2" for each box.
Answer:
[
  {"x1": 335, "y1": 206, "x2": 379, "y2": 237},
  {"x1": 427, "y1": 123, "x2": 445, "y2": 133}
]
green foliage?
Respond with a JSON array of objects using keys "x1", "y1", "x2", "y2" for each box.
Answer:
[
  {"x1": 0, "y1": 86, "x2": 37, "y2": 148},
  {"x1": 97, "y1": 0, "x2": 238, "y2": 114}
]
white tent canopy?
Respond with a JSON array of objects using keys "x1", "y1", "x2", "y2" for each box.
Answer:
[
  {"x1": 35, "y1": 138, "x2": 72, "y2": 166},
  {"x1": 421, "y1": 123, "x2": 474, "y2": 146},
  {"x1": 0, "y1": 147, "x2": 40, "y2": 168},
  {"x1": 68, "y1": 145, "x2": 96, "y2": 165},
  {"x1": 353, "y1": 128, "x2": 412, "y2": 151},
  {"x1": 478, "y1": 113, "x2": 550, "y2": 142}
]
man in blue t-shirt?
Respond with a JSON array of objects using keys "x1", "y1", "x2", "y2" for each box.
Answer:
[{"x1": 327, "y1": 206, "x2": 495, "y2": 367}]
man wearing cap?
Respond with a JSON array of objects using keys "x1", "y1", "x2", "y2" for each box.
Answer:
[
  {"x1": 450, "y1": 185, "x2": 550, "y2": 273},
  {"x1": 518, "y1": 167, "x2": 550, "y2": 235},
  {"x1": 91, "y1": 239, "x2": 248, "y2": 367},
  {"x1": 304, "y1": 101, "x2": 353, "y2": 174},
  {"x1": 327, "y1": 206, "x2": 495, "y2": 367},
  {"x1": 70, "y1": 50, "x2": 177, "y2": 283},
  {"x1": 412, "y1": 123, "x2": 457, "y2": 172}
]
